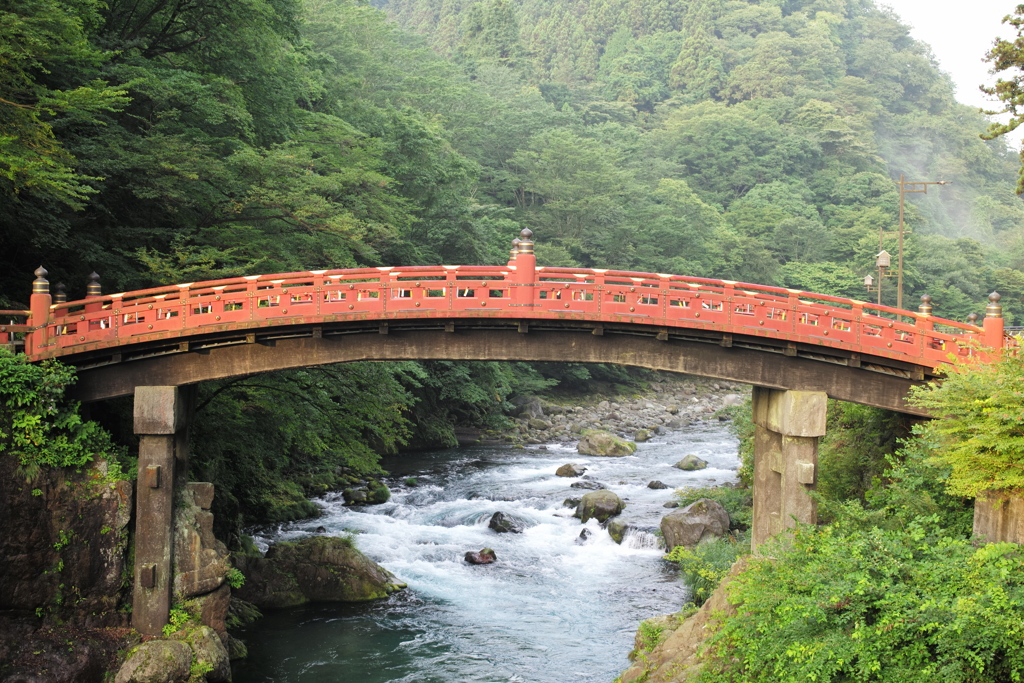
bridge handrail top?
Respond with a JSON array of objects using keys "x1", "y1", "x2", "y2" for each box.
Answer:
[{"x1": 40, "y1": 264, "x2": 980, "y2": 334}]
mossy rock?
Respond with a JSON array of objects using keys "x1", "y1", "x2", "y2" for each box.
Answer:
[
  {"x1": 574, "y1": 489, "x2": 625, "y2": 523},
  {"x1": 577, "y1": 430, "x2": 637, "y2": 457},
  {"x1": 114, "y1": 640, "x2": 191, "y2": 683},
  {"x1": 675, "y1": 455, "x2": 708, "y2": 471},
  {"x1": 231, "y1": 536, "x2": 405, "y2": 610}
]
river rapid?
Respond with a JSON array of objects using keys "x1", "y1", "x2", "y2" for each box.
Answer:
[{"x1": 234, "y1": 422, "x2": 739, "y2": 683}]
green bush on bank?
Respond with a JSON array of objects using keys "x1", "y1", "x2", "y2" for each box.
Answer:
[
  {"x1": 0, "y1": 348, "x2": 125, "y2": 477},
  {"x1": 699, "y1": 519, "x2": 1024, "y2": 683},
  {"x1": 666, "y1": 532, "x2": 750, "y2": 607}
]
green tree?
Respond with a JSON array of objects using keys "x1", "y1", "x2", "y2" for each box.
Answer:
[
  {"x1": 668, "y1": 0, "x2": 725, "y2": 99},
  {"x1": 909, "y1": 352, "x2": 1024, "y2": 497},
  {"x1": 982, "y1": 4, "x2": 1024, "y2": 192},
  {"x1": 0, "y1": 0, "x2": 128, "y2": 207}
]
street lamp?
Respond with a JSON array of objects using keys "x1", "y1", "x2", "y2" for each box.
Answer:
[
  {"x1": 884, "y1": 175, "x2": 949, "y2": 310},
  {"x1": 865, "y1": 250, "x2": 893, "y2": 306}
]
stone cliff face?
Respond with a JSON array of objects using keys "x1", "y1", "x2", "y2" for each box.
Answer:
[
  {"x1": 0, "y1": 455, "x2": 132, "y2": 623},
  {"x1": 0, "y1": 454, "x2": 135, "y2": 682}
]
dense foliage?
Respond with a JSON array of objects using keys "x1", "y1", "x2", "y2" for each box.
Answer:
[
  {"x1": 382, "y1": 0, "x2": 1024, "y2": 321},
  {"x1": 909, "y1": 352, "x2": 1024, "y2": 497},
  {"x1": 816, "y1": 401, "x2": 910, "y2": 512},
  {"x1": 0, "y1": 348, "x2": 122, "y2": 475},
  {"x1": 701, "y1": 521, "x2": 1024, "y2": 682}
]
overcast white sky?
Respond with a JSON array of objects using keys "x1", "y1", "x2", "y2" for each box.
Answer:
[{"x1": 881, "y1": 0, "x2": 1021, "y2": 144}]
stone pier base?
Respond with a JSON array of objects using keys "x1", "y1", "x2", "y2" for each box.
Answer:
[
  {"x1": 751, "y1": 387, "x2": 827, "y2": 551},
  {"x1": 974, "y1": 492, "x2": 1024, "y2": 544}
]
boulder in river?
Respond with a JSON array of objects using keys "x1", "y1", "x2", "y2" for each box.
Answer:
[
  {"x1": 660, "y1": 499, "x2": 730, "y2": 550},
  {"x1": 575, "y1": 489, "x2": 625, "y2": 523},
  {"x1": 489, "y1": 511, "x2": 525, "y2": 534},
  {"x1": 633, "y1": 429, "x2": 651, "y2": 442},
  {"x1": 675, "y1": 454, "x2": 708, "y2": 471},
  {"x1": 563, "y1": 497, "x2": 582, "y2": 508},
  {"x1": 570, "y1": 479, "x2": 606, "y2": 490},
  {"x1": 647, "y1": 480, "x2": 669, "y2": 489},
  {"x1": 465, "y1": 548, "x2": 497, "y2": 564},
  {"x1": 556, "y1": 463, "x2": 587, "y2": 477},
  {"x1": 343, "y1": 479, "x2": 391, "y2": 505},
  {"x1": 577, "y1": 430, "x2": 637, "y2": 456},
  {"x1": 232, "y1": 536, "x2": 405, "y2": 609},
  {"x1": 576, "y1": 528, "x2": 592, "y2": 545}
]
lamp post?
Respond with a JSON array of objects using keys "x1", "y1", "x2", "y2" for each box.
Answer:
[
  {"x1": 887, "y1": 175, "x2": 949, "y2": 310},
  {"x1": 864, "y1": 250, "x2": 892, "y2": 306}
]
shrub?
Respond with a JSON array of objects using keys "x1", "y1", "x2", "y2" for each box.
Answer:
[
  {"x1": 699, "y1": 518, "x2": 1024, "y2": 682},
  {"x1": 666, "y1": 532, "x2": 750, "y2": 606},
  {"x1": 816, "y1": 401, "x2": 910, "y2": 512},
  {"x1": 0, "y1": 349, "x2": 123, "y2": 475}
]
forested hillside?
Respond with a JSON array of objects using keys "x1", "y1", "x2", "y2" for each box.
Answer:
[
  {"x1": 381, "y1": 0, "x2": 1024, "y2": 319},
  {"x1": 4, "y1": 0, "x2": 1024, "y2": 530}
]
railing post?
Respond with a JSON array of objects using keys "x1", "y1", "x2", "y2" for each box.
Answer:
[
  {"x1": 507, "y1": 237, "x2": 520, "y2": 267},
  {"x1": 28, "y1": 267, "x2": 51, "y2": 355},
  {"x1": 984, "y1": 292, "x2": 1004, "y2": 350},
  {"x1": 512, "y1": 229, "x2": 536, "y2": 307}
]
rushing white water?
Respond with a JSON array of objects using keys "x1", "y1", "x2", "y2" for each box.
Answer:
[{"x1": 234, "y1": 423, "x2": 739, "y2": 683}]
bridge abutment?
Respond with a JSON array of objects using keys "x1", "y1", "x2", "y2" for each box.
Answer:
[
  {"x1": 751, "y1": 387, "x2": 827, "y2": 550},
  {"x1": 131, "y1": 385, "x2": 195, "y2": 636}
]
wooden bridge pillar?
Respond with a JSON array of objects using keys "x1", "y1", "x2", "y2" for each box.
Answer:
[
  {"x1": 131, "y1": 385, "x2": 195, "y2": 636},
  {"x1": 751, "y1": 387, "x2": 827, "y2": 551}
]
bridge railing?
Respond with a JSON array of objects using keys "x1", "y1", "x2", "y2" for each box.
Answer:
[
  {"x1": 0, "y1": 309, "x2": 30, "y2": 349},
  {"x1": 533, "y1": 267, "x2": 995, "y2": 365},
  {"x1": 20, "y1": 251, "x2": 1007, "y2": 370}
]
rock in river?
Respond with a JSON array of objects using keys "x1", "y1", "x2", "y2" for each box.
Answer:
[
  {"x1": 577, "y1": 430, "x2": 637, "y2": 457},
  {"x1": 570, "y1": 479, "x2": 606, "y2": 490},
  {"x1": 232, "y1": 536, "x2": 406, "y2": 609},
  {"x1": 660, "y1": 499, "x2": 730, "y2": 550},
  {"x1": 556, "y1": 463, "x2": 587, "y2": 477},
  {"x1": 465, "y1": 548, "x2": 497, "y2": 564},
  {"x1": 114, "y1": 640, "x2": 192, "y2": 683},
  {"x1": 575, "y1": 489, "x2": 625, "y2": 523},
  {"x1": 674, "y1": 454, "x2": 708, "y2": 471},
  {"x1": 489, "y1": 511, "x2": 525, "y2": 533}
]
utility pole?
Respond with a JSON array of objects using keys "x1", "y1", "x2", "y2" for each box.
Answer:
[{"x1": 885, "y1": 175, "x2": 949, "y2": 310}]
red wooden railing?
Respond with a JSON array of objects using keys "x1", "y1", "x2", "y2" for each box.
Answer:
[{"x1": 9, "y1": 234, "x2": 1009, "y2": 370}]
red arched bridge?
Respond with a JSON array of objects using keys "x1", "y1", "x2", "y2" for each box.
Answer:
[
  {"x1": 1, "y1": 233, "x2": 1008, "y2": 410},
  {"x1": 1, "y1": 230, "x2": 1014, "y2": 636}
]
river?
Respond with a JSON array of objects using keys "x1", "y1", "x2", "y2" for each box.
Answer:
[{"x1": 233, "y1": 422, "x2": 739, "y2": 683}]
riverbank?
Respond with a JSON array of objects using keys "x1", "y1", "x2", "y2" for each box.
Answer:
[{"x1": 468, "y1": 375, "x2": 748, "y2": 448}]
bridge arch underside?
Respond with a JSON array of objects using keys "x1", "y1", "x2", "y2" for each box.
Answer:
[{"x1": 71, "y1": 318, "x2": 930, "y2": 415}]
